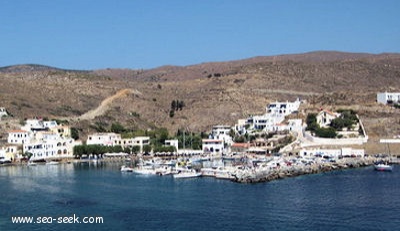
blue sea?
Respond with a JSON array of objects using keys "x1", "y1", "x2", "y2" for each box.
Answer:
[{"x1": 0, "y1": 162, "x2": 399, "y2": 231}]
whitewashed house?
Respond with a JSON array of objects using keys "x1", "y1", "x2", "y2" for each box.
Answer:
[
  {"x1": 23, "y1": 131, "x2": 78, "y2": 161},
  {"x1": 165, "y1": 139, "x2": 179, "y2": 152},
  {"x1": 114, "y1": 136, "x2": 150, "y2": 152},
  {"x1": 202, "y1": 139, "x2": 224, "y2": 154},
  {"x1": 21, "y1": 118, "x2": 46, "y2": 131},
  {"x1": 8, "y1": 130, "x2": 31, "y2": 144},
  {"x1": 43, "y1": 120, "x2": 58, "y2": 128},
  {"x1": 299, "y1": 148, "x2": 364, "y2": 158},
  {"x1": 377, "y1": 92, "x2": 400, "y2": 104},
  {"x1": 234, "y1": 119, "x2": 247, "y2": 135},
  {"x1": 0, "y1": 107, "x2": 8, "y2": 119},
  {"x1": 87, "y1": 133, "x2": 121, "y2": 146},
  {"x1": 235, "y1": 98, "x2": 302, "y2": 134},
  {"x1": 211, "y1": 125, "x2": 233, "y2": 146},
  {"x1": 266, "y1": 98, "x2": 301, "y2": 116},
  {"x1": 0, "y1": 146, "x2": 17, "y2": 163},
  {"x1": 316, "y1": 109, "x2": 340, "y2": 127}
]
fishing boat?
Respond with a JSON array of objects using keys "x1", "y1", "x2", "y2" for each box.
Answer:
[
  {"x1": 374, "y1": 163, "x2": 393, "y2": 171},
  {"x1": 133, "y1": 165, "x2": 157, "y2": 175},
  {"x1": 173, "y1": 168, "x2": 202, "y2": 179}
]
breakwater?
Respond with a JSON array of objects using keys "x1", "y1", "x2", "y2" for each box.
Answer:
[{"x1": 231, "y1": 158, "x2": 376, "y2": 184}]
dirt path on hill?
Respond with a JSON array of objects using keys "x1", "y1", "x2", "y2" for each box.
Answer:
[
  {"x1": 73, "y1": 88, "x2": 142, "y2": 121},
  {"x1": 251, "y1": 88, "x2": 320, "y2": 96}
]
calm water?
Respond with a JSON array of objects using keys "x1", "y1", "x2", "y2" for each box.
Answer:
[{"x1": 0, "y1": 162, "x2": 399, "y2": 231}]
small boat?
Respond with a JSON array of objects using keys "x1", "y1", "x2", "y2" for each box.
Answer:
[
  {"x1": 173, "y1": 169, "x2": 202, "y2": 179},
  {"x1": 46, "y1": 161, "x2": 60, "y2": 165},
  {"x1": 133, "y1": 165, "x2": 157, "y2": 175},
  {"x1": 374, "y1": 163, "x2": 393, "y2": 171},
  {"x1": 120, "y1": 165, "x2": 134, "y2": 172}
]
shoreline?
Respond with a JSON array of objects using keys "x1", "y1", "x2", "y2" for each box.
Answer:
[{"x1": 1, "y1": 155, "x2": 396, "y2": 185}]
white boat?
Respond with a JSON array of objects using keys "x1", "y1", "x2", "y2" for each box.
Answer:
[
  {"x1": 120, "y1": 165, "x2": 134, "y2": 172},
  {"x1": 374, "y1": 163, "x2": 393, "y2": 171},
  {"x1": 173, "y1": 169, "x2": 202, "y2": 179},
  {"x1": 133, "y1": 165, "x2": 157, "y2": 175}
]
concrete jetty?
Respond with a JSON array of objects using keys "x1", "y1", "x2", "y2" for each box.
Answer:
[{"x1": 231, "y1": 157, "x2": 377, "y2": 184}]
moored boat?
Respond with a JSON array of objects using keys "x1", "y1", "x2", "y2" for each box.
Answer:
[
  {"x1": 133, "y1": 165, "x2": 157, "y2": 175},
  {"x1": 173, "y1": 169, "x2": 202, "y2": 179},
  {"x1": 374, "y1": 163, "x2": 393, "y2": 171}
]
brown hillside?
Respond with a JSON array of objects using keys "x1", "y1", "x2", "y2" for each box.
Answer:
[{"x1": 1, "y1": 51, "x2": 400, "y2": 154}]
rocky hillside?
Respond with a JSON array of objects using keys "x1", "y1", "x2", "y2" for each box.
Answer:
[{"x1": 1, "y1": 51, "x2": 400, "y2": 150}]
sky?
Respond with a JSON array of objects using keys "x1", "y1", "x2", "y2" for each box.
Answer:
[{"x1": 1, "y1": 0, "x2": 399, "y2": 70}]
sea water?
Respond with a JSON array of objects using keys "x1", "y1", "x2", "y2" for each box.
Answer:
[{"x1": 0, "y1": 162, "x2": 399, "y2": 231}]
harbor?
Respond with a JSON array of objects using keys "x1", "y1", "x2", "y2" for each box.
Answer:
[{"x1": 116, "y1": 152, "x2": 394, "y2": 183}]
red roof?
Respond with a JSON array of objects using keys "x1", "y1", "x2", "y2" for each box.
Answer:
[{"x1": 232, "y1": 143, "x2": 250, "y2": 148}]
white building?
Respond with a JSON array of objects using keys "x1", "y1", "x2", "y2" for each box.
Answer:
[
  {"x1": 0, "y1": 107, "x2": 8, "y2": 118},
  {"x1": 21, "y1": 119, "x2": 46, "y2": 131},
  {"x1": 8, "y1": 130, "x2": 31, "y2": 144},
  {"x1": 114, "y1": 136, "x2": 150, "y2": 153},
  {"x1": 266, "y1": 98, "x2": 301, "y2": 116},
  {"x1": 299, "y1": 148, "x2": 365, "y2": 158},
  {"x1": 316, "y1": 109, "x2": 340, "y2": 127},
  {"x1": 202, "y1": 139, "x2": 224, "y2": 154},
  {"x1": 43, "y1": 120, "x2": 58, "y2": 128},
  {"x1": 211, "y1": 125, "x2": 233, "y2": 146},
  {"x1": 234, "y1": 119, "x2": 247, "y2": 135},
  {"x1": 377, "y1": 92, "x2": 400, "y2": 104},
  {"x1": 23, "y1": 131, "x2": 79, "y2": 161},
  {"x1": 235, "y1": 98, "x2": 301, "y2": 135},
  {"x1": 87, "y1": 133, "x2": 121, "y2": 146},
  {"x1": 165, "y1": 139, "x2": 179, "y2": 152}
]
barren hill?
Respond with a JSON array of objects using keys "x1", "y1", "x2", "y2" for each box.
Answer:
[{"x1": 1, "y1": 51, "x2": 400, "y2": 153}]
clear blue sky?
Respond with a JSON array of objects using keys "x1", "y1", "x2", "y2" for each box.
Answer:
[{"x1": 1, "y1": 0, "x2": 399, "y2": 70}]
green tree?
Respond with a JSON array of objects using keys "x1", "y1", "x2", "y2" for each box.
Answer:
[
  {"x1": 171, "y1": 100, "x2": 177, "y2": 111},
  {"x1": 315, "y1": 127, "x2": 337, "y2": 138},
  {"x1": 131, "y1": 146, "x2": 140, "y2": 154},
  {"x1": 169, "y1": 110, "x2": 175, "y2": 118},
  {"x1": 70, "y1": 127, "x2": 79, "y2": 140},
  {"x1": 142, "y1": 145, "x2": 152, "y2": 154},
  {"x1": 306, "y1": 113, "x2": 318, "y2": 132},
  {"x1": 111, "y1": 122, "x2": 126, "y2": 133}
]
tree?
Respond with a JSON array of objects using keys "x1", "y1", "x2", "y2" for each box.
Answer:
[
  {"x1": 171, "y1": 100, "x2": 177, "y2": 111},
  {"x1": 70, "y1": 127, "x2": 79, "y2": 140},
  {"x1": 111, "y1": 122, "x2": 126, "y2": 133},
  {"x1": 142, "y1": 145, "x2": 152, "y2": 154},
  {"x1": 306, "y1": 113, "x2": 319, "y2": 132},
  {"x1": 177, "y1": 100, "x2": 185, "y2": 110},
  {"x1": 131, "y1": 146, "x2": 140, "y2": 154},
  {"x1": 315, "y1": 127, "x2": 337, "y2": 138}
]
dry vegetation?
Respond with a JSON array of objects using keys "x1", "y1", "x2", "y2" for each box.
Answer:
[{"x1": 1, "y1": 51, "x2": 400, "y2": 153}]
